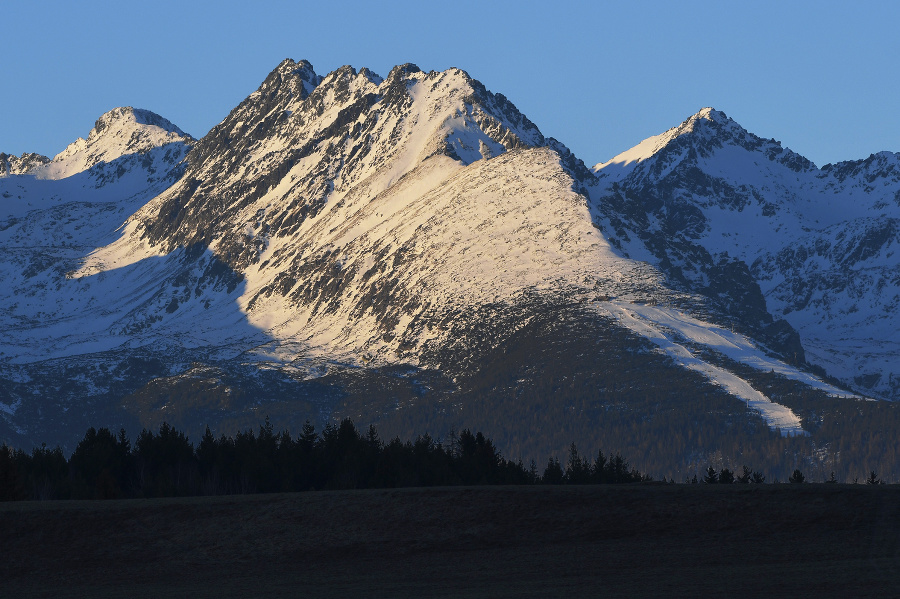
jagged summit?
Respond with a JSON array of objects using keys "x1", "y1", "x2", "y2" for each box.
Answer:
[
  {"x1": 822, "y1": 149, "x2": 900, "y2": 181},
  {"x1": 263, "y1": 58, "x2": 323, "y2": 100},
  {"x1": 140, "y1": 59, "x2": 562, "y2": 257},
  {"x1": 0, "y1": 151, "x2": 50, "y2": 176},
  {"x1": 93, "y1": 106, "x2": 188, "y2": 138},
  {"x1": 387, "y1": 62, "x2": 422, "y2": 77}
]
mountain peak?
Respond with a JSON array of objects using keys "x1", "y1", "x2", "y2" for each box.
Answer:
[
  {"x1": 274, "y1": 57, "x2": 313, "y2": 72},
  {"x1": 594, "y1": 107, "x2": 736, "y2": 171},
  {"x1": 38, "y1": 107, "x2": 192, "y2": 180},
  {"x1": 266, "y1": 58, "x2": 321, "y2": 100},
  {"x1": 91, "y1": 107, "x2": 188, "y2": 139},
  {"x1": 691, "y1": 106, "x2": 729, "y2": 124},
  {"x1": 594, "y1": 106, "x2": 814, "y2": 178},
  {"x1": 387, "y1": 63, "x2": 422, "y2": 80},
  {"x1": 660, "y1": 106, "x2": 739, "y2": 146}
]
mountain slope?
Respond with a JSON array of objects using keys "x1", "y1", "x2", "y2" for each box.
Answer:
[
  {"x1": 592, "y1": 108, "x2": 900, "y2": 401},
  {"x1": 74, "y1": 60, "x2": 626, "y2": 367},
  {"x1": 0, "y1": 107, "x2": 195, "y2": 361}
]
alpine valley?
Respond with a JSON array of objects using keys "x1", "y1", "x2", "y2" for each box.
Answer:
[{"x1": 2, "y1": 60, "x2": 898, "y2": 481}]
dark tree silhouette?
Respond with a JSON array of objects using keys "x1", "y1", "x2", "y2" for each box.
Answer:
[
  {"x1": 0, "y1": 444, "x2": 23, "y2": 501},
  {"x1": 542, "y1": 457, "x2": 564, "y2": 485},
  {"x1": 18, "y1": 443, "x2": 68, "y2": 500},
  {"x1": 69, "y1": 427, "x2": 131, "y2": 499},
  {"x1": 591, "y1": 449, "x2": 608, "y2": 484},
  {"x1": 718, "y1": 468, "x2": 735, "y2": 484},
  {"x1": 0, "y1": 421, "x2": 652, "y2": 500},
  {"x1": 135, "y1": 422, "x2": 195, "y2": 496},
  {"x1": 565, "y1": 443, "x2": 591, "y2": 484}
]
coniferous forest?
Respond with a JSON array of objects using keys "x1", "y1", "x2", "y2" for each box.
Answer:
[
  {"x1": 0, "y1": 419, "x2": 650, "y2": 501},
  {"x1": 3, "y1": 417, "x2": 893, "y2": 502}
]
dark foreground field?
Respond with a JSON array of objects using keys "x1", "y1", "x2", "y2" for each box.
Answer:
[{"x1": 3, "y1": 485, "x2": 900, "y2": 598}]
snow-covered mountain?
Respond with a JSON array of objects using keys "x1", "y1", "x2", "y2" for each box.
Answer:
[
  {"x1": 591, "y1": 108, "x2": 900, "y2": 402},
  {"x1": 1, "y1": 62, "x2": 895, "y2": 479}
]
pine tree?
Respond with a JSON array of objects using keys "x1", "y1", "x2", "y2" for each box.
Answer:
[
  {"x1": 703, "y1": 466, "x2": 718, "y2": 484},
  {"x1": 789, "y1": 469, "x2": 805, "y2": 483}
]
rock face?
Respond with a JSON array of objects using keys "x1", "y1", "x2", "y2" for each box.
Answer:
[
  {"x1": 0, "y1": 152, "x2": 50, "y2": 176},
  {"x1": 0, "y1": 62, "x2": 897, "y2": 478}
]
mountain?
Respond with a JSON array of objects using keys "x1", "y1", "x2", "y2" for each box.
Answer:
[
  {"x1": 590, "y1": 108, "x2": 900, "y2": 402},
  {"x1": 1, "y1": 63, "x2": 898, "y2": 482}
]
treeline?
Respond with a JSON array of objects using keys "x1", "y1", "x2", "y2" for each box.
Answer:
[
  {"x1": 687, "y1": 466, "x2": 886, "y2": 485},
  {"x1": 0, "y1": 420, "x2": 647, "y2": 501}
]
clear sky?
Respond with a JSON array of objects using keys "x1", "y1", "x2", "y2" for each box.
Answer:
[{"x1": 2, "y1": 0, "x2": 898, "y2": 168}]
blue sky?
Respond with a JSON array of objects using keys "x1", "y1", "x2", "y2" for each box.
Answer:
[{"x1": 2, "y1": 0, "x2": 898, "y2": 168}]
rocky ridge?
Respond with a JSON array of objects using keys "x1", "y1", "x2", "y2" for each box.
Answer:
[{"x1": 0, "y1": 152, "x2": 50, "y2": 176}]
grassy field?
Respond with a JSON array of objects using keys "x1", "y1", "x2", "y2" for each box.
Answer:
[{"x1": 3, "y1": 484, "x2": 900, "y2": 598}]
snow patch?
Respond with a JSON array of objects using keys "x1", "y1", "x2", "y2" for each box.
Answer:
[{"x1": 596, "y1": 301, "x2": 840, "y2": 436}]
